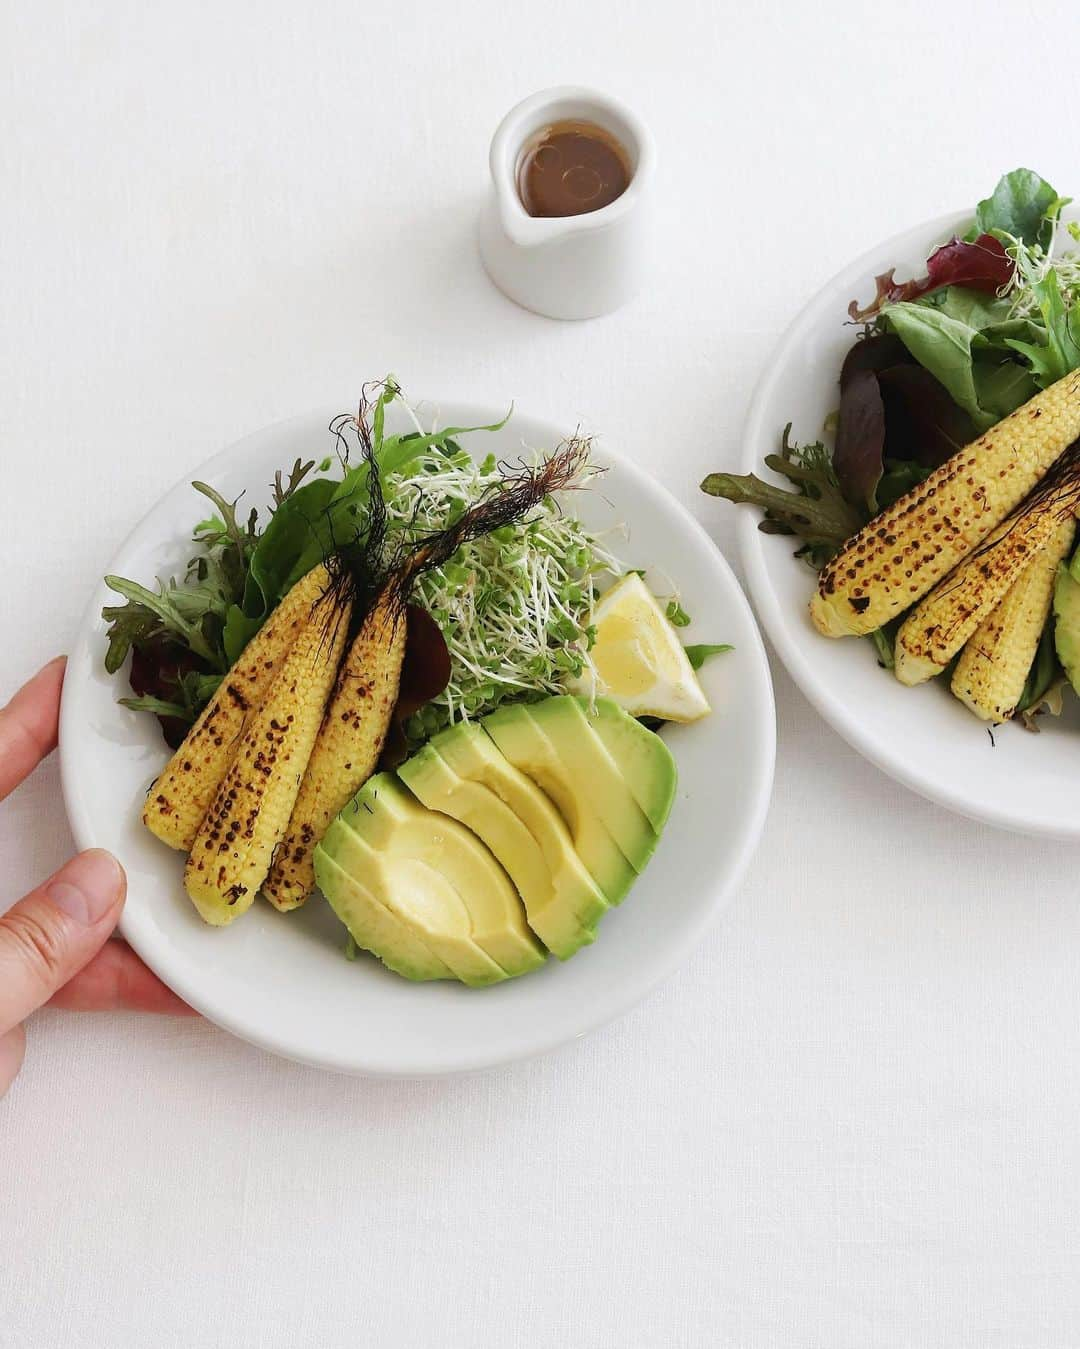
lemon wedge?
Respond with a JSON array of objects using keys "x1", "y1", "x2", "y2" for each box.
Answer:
[{"x1": 568, "y1": 573, "x2": 711, "y2": 722}]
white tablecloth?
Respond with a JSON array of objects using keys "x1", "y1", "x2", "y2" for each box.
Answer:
[{"x1": 4, "y1": 2, "x2": 1080, "y2": 1345}]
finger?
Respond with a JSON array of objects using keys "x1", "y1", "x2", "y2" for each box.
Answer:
[
  {"x1": 0, "y1": 656, "x2": 66, "y2": 803},
  {"x1": 0, "y1": 1025, "x2": 26, "y2": 1100},
  {"x1": 47, "y1": 941, "x2": 196, "y2": 1015},
  {"x1": 0, "y1": 849, "x2": 126, "y2": 1035}
]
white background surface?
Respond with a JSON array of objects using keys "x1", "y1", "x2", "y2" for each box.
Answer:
[{"x1": 3, "y1": 2, "x2": 1080, "y2": 1346}]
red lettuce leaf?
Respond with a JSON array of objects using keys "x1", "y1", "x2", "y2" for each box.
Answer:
[
  {"x1": 128, "y1": 639, "x2": 203, "y2": 749},
  {"x1": 848, "y1": 234, "x2": 1014, "y2": 322},
  {"x1": 833, "y1": 334, "x2": 979, "y2": 513},
  {"x1": 379, "y1": 604, "x2": 452, "y2": 769},
  {"x1": 834, "y1": 366, "x2": 886, "y2": 511},
  {"x1": 840, "y1": 333, "x2": 914, "y2": 387},
  {"x1": 876, "y1": 365, "x2": 977, "y2": 467},
  {"x1": 395, "y1": 604, "x2": 452, "y2": 719}
]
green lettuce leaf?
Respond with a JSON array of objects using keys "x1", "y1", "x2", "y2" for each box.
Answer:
[
  {"x1": 883, "y1": 303, "x2": 1000, "y2": 429},
  {"x1": 221, "y1": 606, "x2": 265, "y2": 666},
  {"x1": 975, "y1": 169, "x2": 1069, "y2": 250},
  {"x1": 972, "y1": 358, "x2": 1038, "y2": 417},
  {"x1": 1004, "y1": 270, "x2": 1080, "y2": 388},
  {"x1": 929, "y1": 287, "x2": 1012, "y2": 329},
  {"x1": 883, "y1": 301, "x2": 1040, "y2": 428},
  {"x1": 701, "y1": 429, "x2": 862, "y2": 569},
  {"x1": 1015, "y1": 621, "x2": 1061, "y2": 716},
  {"x1": 244, "y1": 476, "x2": 340, "y2": 617}
]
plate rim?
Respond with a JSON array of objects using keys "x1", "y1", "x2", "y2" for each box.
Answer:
[
  {"x1": 60, "y1": 400, "x2": 777, "y2": 1075},
  {"x1": 737, "y1": 207, "x2": 1080, "y2": 840}
]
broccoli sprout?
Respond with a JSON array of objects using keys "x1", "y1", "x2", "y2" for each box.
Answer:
[{"x1": 382, "y1": 445, "x2": 623, "y2": 743}]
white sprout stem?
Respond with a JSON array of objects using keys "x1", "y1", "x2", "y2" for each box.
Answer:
[{"x1": 384, "y1": 440, "x2": 620, "y2": 740}]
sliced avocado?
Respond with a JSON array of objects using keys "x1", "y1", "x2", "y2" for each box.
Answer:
[
  {"x1": 314, "y1": 830, "x2": 453, "y2": 981},
  {"x1": 521, "y1": 699, "x2": 660, "y2": 873},
  {"x1": 1055, "y1": 563, "x2": 1080, "y2": 694},
  {"x1": 568, "y1": 697, "x2": 677, "y2": 832},
  {"x1": 482, "y1": 703, "x2": 640, "y2": 903},
  {"x1": 327, "y1": 823, "x2": 504, "y2": 985},
  {"x1": 398, "y1": 726, "x2": 605, "y2": 960},
  {"x1": 432, "y1": 726, "x2": 609, "y2": 938},
  {"x1": 330, "y1": 774, "x2": 545, "y2": 985}
]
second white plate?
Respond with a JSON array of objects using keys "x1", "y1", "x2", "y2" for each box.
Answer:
[{"x1": 739, "y1": 209, "x2": 1080, "y2": 839}]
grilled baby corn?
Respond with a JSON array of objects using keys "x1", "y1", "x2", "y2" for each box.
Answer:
[
  {"x1": 951, "y1": 516, "x2": 1075, "y2": 721},
  {"x1": 262, "y1": 592, "x2": 407, "y2": 912},
  {"x1": 184, "y1": 587, "x2": 351, "y2": 926},
  {"x1": 811, "y1": 370, "x2": 1080, "y2": 638},
  {"x1": 895, "y1": 452, "x2": 1080, "y2": 685},
  {"x1": 143, "y1": 563, "x2": 333, "y2": 851}
]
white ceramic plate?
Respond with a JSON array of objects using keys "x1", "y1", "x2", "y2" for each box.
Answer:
[
  {"x1": 740, "y1": 209, "x2": 1080, "y2": 839},
  {"x1": 60, "y1": 402, "x2": 775, "y2": 1075}
]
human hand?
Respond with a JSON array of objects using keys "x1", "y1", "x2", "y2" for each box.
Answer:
[{"x1": 1, "y1": 658, "x2": 193, "y2": 1098}]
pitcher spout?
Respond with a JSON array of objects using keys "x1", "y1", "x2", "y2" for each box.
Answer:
[{"x1": 495, "y1": 184, "x2": 568, "y2": 250}]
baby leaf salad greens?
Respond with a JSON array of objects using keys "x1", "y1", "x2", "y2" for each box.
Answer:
[
  {"x1": 103, "y1": 380, "x2": 726, "y2": 985},
  {"x1": 705, "y1": 168, "x2": 1080, "y2": 728}
]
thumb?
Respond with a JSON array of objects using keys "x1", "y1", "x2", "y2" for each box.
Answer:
[{"x1": 0, "y1": 850, "x2": 126, "y2": 1034}]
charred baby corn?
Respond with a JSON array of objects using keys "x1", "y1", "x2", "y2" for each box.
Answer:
[
  {"x1": 184, "y1": 587, "x2": 351, "y2": 926},
  {"x1": 951, "y1": 516, "x2": 1076, "y2": 721},
  {"x1": 143, "y1": 563, "x2": 333, "y2": 851},
  {"x1": 895, "y1": 448, "x2": 1080, "y2": 685},
  {"x1": 262, "y1": 592, "x2": 407, "y2": 912},
  {"x1": 811, "y1": 371, "x2": 1080, "y2": 638}
]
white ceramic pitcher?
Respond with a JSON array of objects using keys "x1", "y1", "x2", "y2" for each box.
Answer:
[{"x1": 478, "y1": 86, "x2": 655, "y2": 321}]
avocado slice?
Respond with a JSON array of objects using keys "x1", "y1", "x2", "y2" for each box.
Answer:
[
  {"x1": 398, "y1": 725, "x2": 606, "y2": 960},
  {"x1": 327, "y1": 823, "x2": 505, "y2": 986},
  {"x1": 1055, "y1": 563, "x2": 1080, "y2": 694},
  {"x1": 537, "y1": 697, "x2": 677, "y2": 834},
  {"x1": 318, "y1": 774, "x2": 545, "y2": 986},
  {"x1": 519, "y1": 699, "x2": 661, "y2": 874},
  {"x1": 483, "y1": 703, "x2": 644, "y2": 902},
  {"x1": 314, "y1": 831, "x2": 453, "y2": 982}
]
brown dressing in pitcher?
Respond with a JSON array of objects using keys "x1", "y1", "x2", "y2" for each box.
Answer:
[{"x1": 517, "y1": 120, "x2": 631, "y2": 218}]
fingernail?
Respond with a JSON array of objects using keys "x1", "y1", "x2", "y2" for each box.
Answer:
[{"x1": 48, "y1": 850, "x2": 125, "y2": 926}]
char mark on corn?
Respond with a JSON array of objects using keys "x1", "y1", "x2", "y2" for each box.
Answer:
[
  {"x1": 142, "y1": 563, "x2": 333, "y2": 851},
  {"x1": 951, "y1": 516, "x2": 1076, "y2": 721},
  {"x1": 894, "y1": 443, "x2": 1080, "y2": 685},
  {"x1": 183, "y1": 583, "x2": 351, "y2": 926},
  {"x1": 810, "y1": 372, "x2": 1080, "y2": 638},
  {"x1": 262, "y1": 591, "x2": 407, "y2": 911}
]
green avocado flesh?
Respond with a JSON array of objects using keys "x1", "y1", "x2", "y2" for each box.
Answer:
[
  {"x1": 318, "y1": 774, "x2": 544, "y2": 986},
  {"x1": 1054, "y1": 564, "x2": 1080, "y2": 694},
  {"x1": 483, "y1": 701, "x2": 660, "y2": 888},
  {"x1": 568, "y1": 697, "x2": 678, "y2": 833},
  {"x1": 313, "y1": 695, "x2": 679, "y2": 985},
  {"x1": 399, "y1": 724, "x2": 606, "y2": 960},
  {"x1": 313, "y1": 840, "x2": 452, "y2": 982}
]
